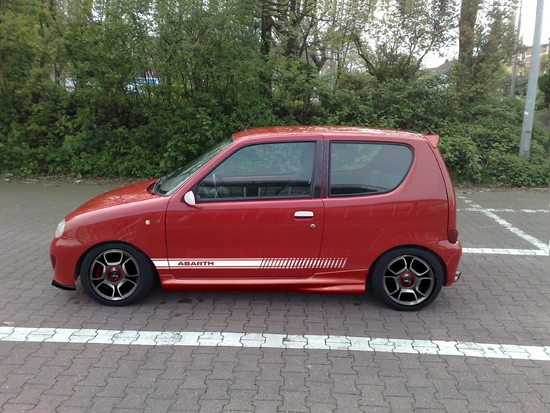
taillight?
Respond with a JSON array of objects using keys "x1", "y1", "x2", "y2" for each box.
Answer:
[{"x1": 447, "y1": 230, "x2": 459, "y2": 244}]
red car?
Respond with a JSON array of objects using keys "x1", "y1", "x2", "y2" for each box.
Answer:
[{"x1": 50, "y1": 126, "x2": 461, "y2": 310}]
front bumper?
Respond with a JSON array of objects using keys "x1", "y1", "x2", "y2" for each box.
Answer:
[
  {"x1": 52, "y1": 279, "x2": 77, "y2": 291},
  {"x1": 50, "y1": 236, "x2": 91, "y2": 289}
]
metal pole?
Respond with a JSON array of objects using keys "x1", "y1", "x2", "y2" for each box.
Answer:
[{"x1": 519, "y1": 0, "x2": 545, "y2": 158}]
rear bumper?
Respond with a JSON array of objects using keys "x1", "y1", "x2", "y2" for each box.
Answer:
[
  {"x1": 428, "y1": 239, "x2": 462, "y2": 287},
  {"x1": 454, "y1": 270, "x2": 462, "y2": 282}
]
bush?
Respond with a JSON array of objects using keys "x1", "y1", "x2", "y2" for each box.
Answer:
[
  {"x1": 438, "y1": 132, "x2": 483, "y2": 183},
  {"x1": 488, "y1": 154, "x2": 550, "y2": 187}
]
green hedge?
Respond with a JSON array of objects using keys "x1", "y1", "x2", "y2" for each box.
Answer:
[{"x1": 1, "y1": 1, "x2": 548, "y2": 187}]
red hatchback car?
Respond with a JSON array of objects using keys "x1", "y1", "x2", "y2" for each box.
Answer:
[{"x1": 50, "y1": 126, "x2": 461, "y2": 310}]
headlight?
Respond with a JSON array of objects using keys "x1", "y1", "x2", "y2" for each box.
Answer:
[{"x1": 55, "y1": 219, "x2": 66, "y2": 238}]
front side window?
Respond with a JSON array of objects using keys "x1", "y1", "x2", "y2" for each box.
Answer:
[
  {"x1": 197, "y1": 141, "x2": 316, "y2": 200},
  {"x1": 329, "y1": 142, "x2": 412, "y2": 196}
]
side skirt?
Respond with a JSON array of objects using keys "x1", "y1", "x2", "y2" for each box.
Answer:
[{"x1": 158, "y1": 269, "x2": 367, "y2": 294}]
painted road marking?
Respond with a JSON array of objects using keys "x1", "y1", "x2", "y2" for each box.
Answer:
[
  {"x1": 460, "y1": 198, "x2": 549, "y2": 256},
  {"x1": 0, "y1": 327, "x2": 549, "y2": 361},
  {"x1": 458, "y1": 208, "x2": 549, "y2": 213},
  {"x1": 463, "y1": 248, "x2": 548, "y2": 256}
]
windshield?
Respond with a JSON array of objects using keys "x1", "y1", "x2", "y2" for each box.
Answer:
[{"x1": 155, "y1": 140, "x2": 232, "y2": 196}]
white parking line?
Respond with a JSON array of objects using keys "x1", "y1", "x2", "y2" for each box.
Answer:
[
  {"x1": 458, "y1": 208, "x2": 549, "y2": 213},
  {"x1": 460, "y1": 198, "x2": 549, "y2": 256},
  {"x1": 462, "y1": 248, "x2": 548, "y2": 256},
  {"x1": 1, "y1": 327, "x2": 549, "y2": 361}
]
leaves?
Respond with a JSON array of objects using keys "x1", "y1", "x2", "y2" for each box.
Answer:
[{"x1": 0, "y1": 0, "x2": 548, "y2": 186}]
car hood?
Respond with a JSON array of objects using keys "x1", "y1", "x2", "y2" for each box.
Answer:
[{"x1": 69, "y1": 179, "x2": 158, "y2": 216}]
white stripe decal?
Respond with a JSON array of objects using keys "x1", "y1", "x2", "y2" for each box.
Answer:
[
  {"x1": 151, "y1": 260, "x2": 170, "y2": 269},
  {"x1": 152, "y1": 258, "x2": 348, "y2": 270},
  {"x1": 1, "y1": 327, "x2": 549, "y2": 361}
]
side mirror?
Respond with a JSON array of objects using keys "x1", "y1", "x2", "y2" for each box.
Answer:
[{"x1": 183, "y1": 191, "x2": 196, "y2": 206}]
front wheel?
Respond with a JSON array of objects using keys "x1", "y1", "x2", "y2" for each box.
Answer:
[
  {"x1": 370, "y1": 247, "x2": 443, "y2": 311},
  {"x1": 80, "y1": 243, "x2": 156, "y2": 306}
]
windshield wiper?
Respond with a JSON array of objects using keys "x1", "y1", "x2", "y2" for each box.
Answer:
[{"x1": 152, "y1": 175, "x2": 167, "y2": 195}]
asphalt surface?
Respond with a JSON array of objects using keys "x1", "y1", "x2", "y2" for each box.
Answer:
[{"x1": 0, "y1": 180, "x2": 549, "y2": 413}]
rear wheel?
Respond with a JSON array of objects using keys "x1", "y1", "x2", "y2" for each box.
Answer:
[
  {"x1": 370, "y1": 247, "x2": 443, "y2": 311},
  {"x1": 80, "y1": 243, "x2": 155, "y2": 306}
]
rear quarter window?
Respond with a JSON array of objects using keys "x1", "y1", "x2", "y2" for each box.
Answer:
[{"x1": 329, "y1": 142, "x2": 413, "y2": 196}]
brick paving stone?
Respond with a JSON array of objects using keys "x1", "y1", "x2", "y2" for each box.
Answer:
[
  {"x1": 96, "y1": 377, "x2": 135, "y2": 399},
  {"x1": 197, "y1": 399, "x2": 228, "y2": 412},
  {"x1": 256, "y1": 363, "x2": 284, "y2": 384},
  {"x1": 280, "y1": 371, "x2": 308, "y2": 392},
  {"x1": 254, "y1": 380, "x2": 283, "y2": 402},
  {"x1": 410, "y1": 386, "x2": 445, "y2": 410},
  {"x1": 172, "y1": 388, "x2": 203, "y2": 411},
  {"x1": 385, "y1": 395, "x2": 415, "y2": 411},
  {"x1": 1, "y1": 403, "x2": 36, "y2": 413},
  {"x1": 228, "y1": 374, "x2": 256, "y2": 391},
  {"x1": 1, "y1": 182, "x2": 550, "y2": 412},
  {"x1": 333, "y1": 391, "x2": 364, "y2": 411},
  {"x1": 4, "y1": 384, "x2": 49, "y2": 407},
  {"x1": 306, "y1": 381, "x2": 335, "y2": 404},
  {"x1": 201, "y1": 379, "x2": 231, "y2": 401},
  {"x1": 180, "y1": 372, "x2": 209, "y2": 391},
  {"x1": 206, "y1": 364, "x2": 236, "y2": 382},
  {"x1": 143, "y1": 397, "x2": 175, "y2": 413},
  {"x1": 251, "y1": 400, "x2": 282, "y2": 413},
  {"x1": 331, "y1": 373, "x2": 361, "y2": 395},
  {"x1": 358, "y1": 407, "x2": 391, "y2": 413},
  {"x1": 30, "y1": 394, "x2": 71, "y2": 412},
  {"x1": 43, "y1": 375, "x2": 83, "y2": 397},
  {"x1": 490, "y1": 401, "x2": 525, "y2": 413},
  {"x1": 279, "y1": 390, "x2": 309, "y2": 412},
  {"x1": 355, "y1": 384, "x2": 388, "y2": 407},
  {"x1": 432, "y1": 379, "x2": 467, "y2": 401},
  {"x1": 304, "y1": 401, "x2": 335, "y2": 413},
  {"x1": 61, "y1": 384, "x2": 102, "y2": 408},
  {"x1": 222, "y1": 389, "x2": 257, "y2": 411},
  {"x1": 88, "y1": 397, "x2": 125, "y2": 412}
]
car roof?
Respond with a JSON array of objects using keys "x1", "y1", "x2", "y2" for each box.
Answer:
[{"x1": 232, "y1": 126, "x2": 439, "y2": 147}]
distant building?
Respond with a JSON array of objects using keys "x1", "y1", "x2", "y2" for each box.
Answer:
[
  {"x1": 507, "y1": 40, "x2": 550, "y2": 77},
  {"x1": 430, "y1": 59, "x2": 454, "y2": 74}
]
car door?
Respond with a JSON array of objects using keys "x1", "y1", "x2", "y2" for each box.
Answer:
[{"x1": 165, "y1": 140, "x2": 325, "y2": 279}]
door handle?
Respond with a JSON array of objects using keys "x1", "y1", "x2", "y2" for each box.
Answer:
[{"x1": 294, "y1": 211, "x2": 314, "y2": 218}]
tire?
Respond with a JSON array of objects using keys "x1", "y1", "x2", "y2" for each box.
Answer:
[
  {"x1": 80, "y1": 243, "x2": 156, "y2": 306},
  {"x1": 370, "y1": 247, "x2": 443, "y2": 311}
]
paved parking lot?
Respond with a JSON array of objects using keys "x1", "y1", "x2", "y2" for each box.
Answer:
[{"x1": 0, "y1": 180, "x2": 549, "y2": 412}]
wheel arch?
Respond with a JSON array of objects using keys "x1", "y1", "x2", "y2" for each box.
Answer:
[
  {"x1": 75, "y1": 240, "x2": 159, "y2": 280},
  {"x1": 366, "y1": 244, "x2": 448, "y2": 288}
]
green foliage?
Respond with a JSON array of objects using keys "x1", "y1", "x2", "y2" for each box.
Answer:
[
  {"x1": 456, "y1": 0, "x2": 516, "y2": 104},
  {"x1": 539, "y1": 69, "x2": 550, "y2": 109},
  {"x1": 438, "y1": 130, "x2": 483, "y2": 183},
  {"x1": 487, "y1": 154, "x2": 550, "y2": 187},
  {"x1": 0, "y1": 0, "x2": 548, "y2": 188}
]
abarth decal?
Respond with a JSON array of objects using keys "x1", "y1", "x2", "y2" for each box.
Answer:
[{"x1": 151, "y1": 258, "x2": 347, "y2": 270}]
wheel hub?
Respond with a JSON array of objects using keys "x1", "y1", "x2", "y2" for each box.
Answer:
[
  {"x1": 107, "y1": 267, "x2": 122, "y2": 282},
  {"x1": 399, "y1": 272, "x2": 415, "y2": 287}
]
